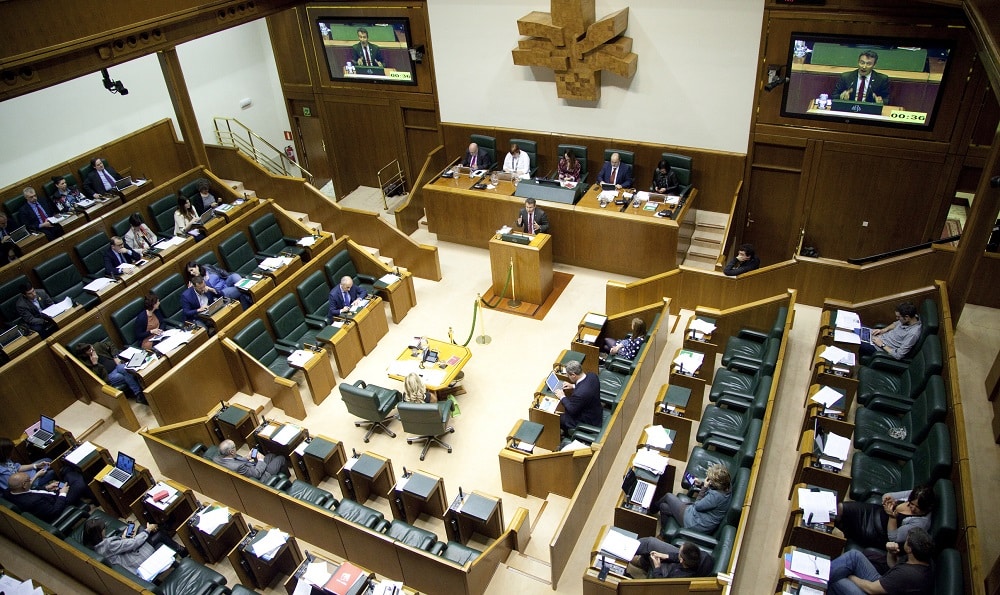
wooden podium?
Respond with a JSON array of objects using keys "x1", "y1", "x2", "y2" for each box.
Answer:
[{"x1": 488, "y1": 232, "x2": 553, "y2": 306}]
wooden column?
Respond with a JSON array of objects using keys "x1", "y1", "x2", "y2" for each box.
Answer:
[
  {"x1": 158, "y1": 49, "x2": 210, "y2": 169},
  {"x1": 947, "y1": 122, "x2": 1000, "y2": 320}
]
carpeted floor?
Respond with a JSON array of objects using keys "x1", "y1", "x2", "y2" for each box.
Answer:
[{"x1": 481, "y1": 271, "x2": 573, "y2": 320}]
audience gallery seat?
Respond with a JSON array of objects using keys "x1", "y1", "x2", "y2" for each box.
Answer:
[
  {"x1": 853, "y1": 375, "x2": 947, "y2": 453},
  {"x1": 231, "y1": 319, "x2": 296, "y2": 379},
  {"x1": 72, "y1": 230, "x2": 112, "y2": 280},
  {"x1": 398, "y1": 401, "x2": 455, "y2": 460},
  {"x1": 219, "y1": 231, "x2": 262, "y2": 277},
  {"x1": 339, "y1": 380, "x2": 402, "y2": 442},
  {"x1": 660, "y1": 152, "x2": 695, "y2": 198},
  {"x1": 856, "y1": 335, "x2": 943, "y2": 407},
  {"x1": 33, "y1": 252, "x2": 100, "y2": 310},
  {"x1": 248, "y1": 212, "x2": 305, "y2": 260},
  {"x1": 849, "y1": 422, "x2": 952, "y2": 501},
  {"x1": 323, "y1": 249, "x2": 377, "y2": 297}
]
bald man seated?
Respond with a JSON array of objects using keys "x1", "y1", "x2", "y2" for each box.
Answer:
[
  {"x1": 5, "y1": 469, "x2": 88, "y2": 522},
  {"x1": 327, "y1": 275, "x2": 364, "y2": 323},
  {"x1": 462, "y1": 142, "x2": 492, "y2": 170},
  {"x1": 212, "y1": 440, "x2": 290, "y2": 482}
]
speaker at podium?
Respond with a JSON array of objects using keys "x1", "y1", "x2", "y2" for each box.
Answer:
[{"x1": 488, "y1": 231, "x2": 553, "y2": 306}]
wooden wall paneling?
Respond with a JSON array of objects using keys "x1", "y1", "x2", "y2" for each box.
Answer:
[
  {"x1": 400, "y1": 103, "x2": 442, "y2": 188},
  {"x1": 322, "y1": 97, "x2": 399, "y2": 195},
  {"x1": 0, "y1": 342, "x2": 79, "y2": 437},
  {"x1": 266, "y1": 8, "x2": 314, "y2": 88},
  {"x1": 145, "y1": 339, "x2": 241, "y2": 426},
  {"x1": 967, "y1": 253, "x2": 1000, "y2": 308}
]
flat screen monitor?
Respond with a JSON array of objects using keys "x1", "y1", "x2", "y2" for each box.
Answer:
[
  {"x1": 780, "y1": 33, "x2": 954, "y2": 130},
  {"x1": 316, "y1": 17, "x2": 417, "y2": 86}
]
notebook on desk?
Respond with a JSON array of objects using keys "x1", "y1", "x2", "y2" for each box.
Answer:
[
  {"x1": 103, "y1": 452, "x2": 136, "y2": 489},
  {"x1": 27, "y1": 415, "x2": 57, "y2": 448},
  {"x1": 8, "y1": 225, "x2": 31, "y2": 242},
  {"x1": 0, "y1": 325, "x2": 25, "y2": 348}
]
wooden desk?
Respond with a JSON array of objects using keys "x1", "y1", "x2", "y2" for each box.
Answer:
[
  {"x1": 289, "y1": 348, "x2": 336, "y2": 405},
  {"x1": 153, "y1": 326, "x2": 208, "y2": 366},
  {"x1": 199, "y1": 300, "x2": 242, "y2": 331},
  {"x1": 339, "y1": 295, "x2": 389, "y2": 355},
  {"x1": 488, "y1": 232, "x2": 553, "y2": 305},
  {"x1": 229, "y1": 526, "x2": 303, "y2": 590},
  {"x1": 14, "y1": 230, "x2": 47, "y2": 253},
  {"x1": 235, "y1": 274, "x2": 274, "y2": 304},
  {"x1": 254, "y1": 421, "x2": 306, "y2": 459},
  {"x1": 50, "y1": 304, "x2": 84, "y2": 329},
  {"x1": 683, "y1": 314, "x2": 720, "y2": 363},
  {"x1": 372, "y1": 268, "x2": 417, "y2": 324},
  {"x1": 148, "y1": 235, "x2": 195, "y2": 263},
  {"x1": 1, "y1": 330, "x2": 40, "y2": 361},
  {"x1": 55, "y1": 441, "x2": 112, "y2": 484},
  {"x1": 257, "y1": 255, "x2": 303, "y2": 286},
  {"x1": 811, "y1": 344, "x2": 858, "y2": 396},
  {"x1": 324, "y1": 320, "x2": 364, "y2": 378},
  {"x1": 177, "y1": 503, "x2": 249, "y2": 564},
  {"x1": 785, "y1": 484, "x2": 846, "y2": 559},
  {"x1": 213, "y1": 404, "x2": 258, "y2": 449},
  {"x1": 445, "y1": 490, "x2": 504, "y2": 545},
  {"x1": 212, "y1": 197, "x2": 257, "y2": 223},
  {"x1": 613, "y1": 453, "x2": 675, "y2": 537},
  {"x1": 386, "y1": 338, "x2": 472, "y2": 394},
  {"x1": 80, "y1": 195, "x2": 124, "y2": 221},
  {"x1": 390, "y1": 470, "x2": 448, "y2": 524},
  {"x1": 89, "y1": 462, "x2": 155, "y2": 518},
  {"x1": 289, "y1": 435, "x2": 346, "y2": 486},
  {"x1": 776, "y1": 545, "x2": 831, "y2": 592},
  {"x1": 16, "y1": 425, "x2": 76, "y2": 464},
  {"x1": 133, "y1": 479, "x2": 199, "y2": 534},
  {"x1": 338, "y1": 452, "x2": 394, "y2": 505},
  {"x1": 527, "y1": 399, "x2": 563, "y2": 452},
  {"x1": 669, "y1": 349, "x2": 707, "y2": 420},
  {"x1": 791, "y1": 418, "x2": 854, "y2": 499}
]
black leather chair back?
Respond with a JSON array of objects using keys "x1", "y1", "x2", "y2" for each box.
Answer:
[
  {"x1": 147, "y1": 194, "x2": 178, "y2": 236},
  {"x1": 556, "y1": 144, "x2": 589, "y2": 179},
  {"x1": 110, "y1": 296, "x2": 145, "y2": 347},
  {"x1": 296, "y1": 270, "x2": 331, "y2": 320},
  {"x1": 151, "y1": 273, "x2": 186, "y2": 326},
  {"x1": 219, "y1": 231, "x2": 259, "y2": 276},
  {"x1": 509, "y1": 138, "x2": 538, "y2": 175},
  {"x1": 398, "y1": 401, "x2": 450, "y2": 436}
]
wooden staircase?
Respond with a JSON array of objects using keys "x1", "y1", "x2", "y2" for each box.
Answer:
[{"x1": 683, "y1": 210, "x2": 728, "y2": 271}]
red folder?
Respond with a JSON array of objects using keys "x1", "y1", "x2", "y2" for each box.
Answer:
[{"x1": 324, "y1": 561, "x2": 366, "y2": 595}]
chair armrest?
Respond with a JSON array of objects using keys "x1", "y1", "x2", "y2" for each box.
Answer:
[
  {"x1": 306, "y1": 314, "x2": 328, "y2": 326},
  {"x1": 865, "y1": 440, "x2": 916, "y2": 461},
  {"x1": 715, "y1": 395, "x2": 751, "y2": 411},
  {"x1": 864, "y1": 437, "x2": 917, "y2": 455},
  {"x1": 304, "y1": 319, "x2": 325, "y2": 330},
  {"x1": 674, "y1": 528, "x2": 720, "y2": 550},
  {"x1": 736, "y1": 329, "x2": 768, "y2": 342},
  {"x1": 276, "y1": 338, "x2": 299, "y2": 349},
  {"x1": 702, "y1": 429, "x2": 747, "y2": 445},
  {"x1": 866, "y1": 395, "x2": 914, "y2": 414},
  {"x1": 373, "y1": 518, "x2": 390, "y2": 533},
  {"x1": 190, "y1": 443, "x2": 207, "y2": 456},
  {"x1": 274, "y1": 343, "x2": 295, "y2": 356},
  {"x1": 702, "y1": 435, "x2": 741, "y2": 454},
  {"x1": 716, "y1": 389, "x2": 755, "y2": 403},
  {"x1": 606, "y1": 357, "x2": 635, "y2": 375},
  {"x1": 356, "y1": 273, "x2": 378, "y2": 285},
  {"x1": 430, "y1": 541, "x2": 447, "y2": 557},
  {"x1": 869, "y1": 358, "x2": 908, "y2": 373},
  {"x1": 727, "y1": 359, "x2": 760, "y2": 375}
]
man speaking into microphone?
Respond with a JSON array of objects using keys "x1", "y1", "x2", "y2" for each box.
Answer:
[
  {"x1": 516, "y1": 198, "x2": 550, "y2": 235},
  {"x1": 833, "y1": 50, "x2": 891, "y2": 105}
]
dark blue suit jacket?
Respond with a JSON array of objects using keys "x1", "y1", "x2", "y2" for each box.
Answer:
[
  {"x1": 103, "y1": 245, "x2": 141, "y2": 277},
  {"x1": 597, "y1": 161, "x2": 634, "y2": 188},
  {"x1": 17, "y1": 197, "x2": 57, "y2": 232},
  {"x1": 180, "y1": 286, "x2": 207, "y2": 322},
  {"x1": 83, "y1": 165, "x2": 123, "y2": 198},
  {"x1": 328, "y1": 285, "x2": 363, "y2": 321},
  {"x1": 560, "y1": 372, "x2": 603, "y2": 431}
]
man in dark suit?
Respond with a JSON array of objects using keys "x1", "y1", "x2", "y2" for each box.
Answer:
[
  {"x1": 327, "y1": 276, "x2": 363, "y2": 322},
  {"x1": 597, "y1": 153, "x2": 634, "y2": 189},
  {"x1": 553, "y1": 360, "x2": 602, "y2": 433},
  {"x1": 833, "y1": 50, "x2": 891, "y2": 105},
  {"x1": 83, "y1": 157, "x2": 123, "y2": 199},
  {"x1": 17, "y1": 187, "x2": 63, "y2": 240},
  {"x1": 103, "y1": 236, "x2": 143, "y2": 277},
  {"x1": 461, "y1": 142, "x2": 492, "y2": 170},
  {"x1": 632, "y1": 539, "x2": 714, "y2": 579},
  {"x1": 516, "y1": 198, "x2": 550, "y2": 235},
  {"x1": 15, "y1": 282, "x2": 57, "y2": 337},
  {"x1": 351, "y1": 28, "x2": 383, "y2": 67},
  {"x1": 213, "y1": 439, "x2": 290, "y2": 483},
  {"x1": 180, "y1": 276, "x2": 220, "y2": 327},
  {"x1": 5, "y1": 469, "x2": 88, "y2": 522}
]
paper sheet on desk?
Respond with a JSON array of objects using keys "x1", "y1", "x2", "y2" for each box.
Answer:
[
  {"x1": 302, "y1": 560, "x2": 333, "y2": 587},
  {"x1": 378, "y1": 273, "x2": 400, "y2": 285},
  {"x1": 288, "y1": 350, "x2": 313, "y2": 367},
  {"x1": 822, "y1": 432, "x2": 851, "y2": 462},
  {"x1": 833, "y1": 330, "x2": 861, "y2": 344},
  {"x1": 584, "y1": 313, "x2": 607, "y2": 327},
  {"x1": 145, "y1": 482, "x2": 180, "y2": 510},
  {"x1": 811, "y1": 386, "x2": 844, "y2": 407},
  {"x1": 644, "y1": 425, "x2": 674, "y2": 450},
  {"x1": 250, "y1": 529, "x2": 289, "y2": 559},
  {"x1": 119, "y1": 347, "x2": 143, "y2": 361},
  {"x1": 561, "y1": 440, "x2": 590, "y2": 451},
  {"x1": 599, "y1": 190, "x2": 618, "y2": 201},
  {"x1": 835, "y1": 310, "x2": 861, "y2": 330},
  {"x1": 64, "y1": 441, "x2": 97, "y2": 465},
  {"x1": 154, "y1": 330, "x2": 193, "y2": 355},
  {"x1": 665, "y1": 194, "x2": 681, "y2": 205},
  {"x1": 0, "y1": 575, "x2": 42, "y2": 595},
  {"x1": 196, "y1": 507, "x2": 231, "y2": 533},
  {"x1": 258, "y1": 256, "x2": 292, "y2": 271},
  {"x1": 296, "y1": 236, "x2": 318, "y2": 247},
  {"x1": 598, "y1": 530, "x2": 641, "y2": 561},
  {"x1": 84, "y1": 277, "x2": 116, "y2": 292},
  {"x1": 272, "y1": 424, "x2": 301, "y2": 445},
  {"x1": 819, "y1": 345, "x2": 855, "y2": 365},
  {"x1": 633, "y1": 447, "x2": 669, "y2": 475},
  {"x1": 673, "y1": 350, "x2": 704, "y2": 372},
  {"x1": 137, "y1": 544, "x2": 175, "y2": 581},
  {"x1": 157, "y1": 236, "x2": 186, "y2": 249},
  {"x1": 689, "y1": 318, "x2": 717, "y2": 334},
  {"x1": 497, "y1": 225, "x2": 512, "y2": 234},
  {"x1": 790, "y1": 550, "x2": 830, "y2": 582},
  {"x1": 42, "y1": 296, "x2": 73, "y2": 317},
  {"x1": 798, "y1": 488, "x2": 838, "y2": 523}
]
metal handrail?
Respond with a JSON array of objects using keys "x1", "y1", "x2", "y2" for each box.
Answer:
[{"x1": 213, "y1": 117, "x2": 313, "y2": 180}]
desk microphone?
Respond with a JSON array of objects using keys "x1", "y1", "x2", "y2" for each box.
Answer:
[
  {"x1": 458, "y1": 486, "x2": 464, "y2": 500},
  {"x1": 352, "y1": 448, "x2": 359, "y2": 458},
  {"x1": 806, "y1": 512, "x2": 814, "y2": 526}
]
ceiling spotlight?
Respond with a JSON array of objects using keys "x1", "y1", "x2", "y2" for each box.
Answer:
[{"x1": 100, "y1": 68, "x2": 128, "y2": 96}]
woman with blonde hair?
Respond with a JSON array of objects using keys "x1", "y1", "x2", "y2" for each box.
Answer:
[
  {"x1": 403, "y1": 372, "x2": 436, "y2": 403},
  {"x1": 602, "y1": 317, "x2": 648, "y2": 360},
  {"x1": 656, "y1": 463, "x2": 732, "y2": 533}
]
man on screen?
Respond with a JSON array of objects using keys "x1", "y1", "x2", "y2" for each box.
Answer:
[
  {"x1": 352, "y1": 28, "x2": 383, "y2": 67},
  {"x1": 834, "y1": 50, "x2": 891, "y2": 105}
]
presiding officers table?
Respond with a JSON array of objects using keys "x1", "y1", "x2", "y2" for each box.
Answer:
[{"x1": 422, "y1": 171, "x2": 690, "y2": 278}]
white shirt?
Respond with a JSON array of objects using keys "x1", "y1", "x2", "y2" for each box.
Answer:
[{"x1": 503, "y1": 151, "x2": 530, "y2": 177}]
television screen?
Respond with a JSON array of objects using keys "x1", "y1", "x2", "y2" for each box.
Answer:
[
  {"x1": 780, "y1": 34, "x2": 954, "y2": 130},
  {"x1": 316, "y1": 17, "x2": 417, "y2": 85}
]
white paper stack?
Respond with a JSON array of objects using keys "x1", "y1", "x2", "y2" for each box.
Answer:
[
  {"x1": 250, "y1": 529, "x2": 289, "y2": 560},
  {"x1": 287, "y1": 350, "x2": 313, "y2": 367},
  {"x1": 598, "y1": 530, "x2": 641, "y2": 561},
  {"x1": 296, "y1": 236, "x2": 318, "y2": 247},
  {"x1": 810, "y1": 386, "x2": 844, "y2": 408},
  {"x1": 65, "y1": 441, "x2": 98, "y2": 465},
  {"x1": 673, "y1": 350, "x2": 705, "y2": 373},
  {"x1": 797, "y1": 488, "x2": 838, "y2": 523},
  {"x1": 833, "y1": 329, "x2": 861, "y2": 344},
  {"x1": 835, "y1": 310, "x2": 861, "y2": 330},
  {"x1": 272, "y1": 425, "x2": 301, "y2": 445},
  {"x1": 633, "y1": 448, "x2": 669, "y2": 475},
  {"x1": 41, "y1": 296, "x2": 73, "y2": 317},
  {"x1": 790, "y1": 549, "x2": 830, "y2": 583},
  {"x1": 819, "y1": 345, "x2": 855, "y2": 365},
  {"x1": 538, "y1": 396, "x2": 560, "y2": 413},
  {"x1": 644, "y1": 425, "x2": 674, "y2": 450},
  {"x1": 137, "y1": 544, "x2": 176, "y2": 581},
  {"x1": 561, "y1": 440, "x2": 590, "y2": 451},
  {"x1": 154, "y1": 329, "x2": 194, "y2": 355},
  {"x1": 302, "y1": 560, "x2": 333, "y2": 586},
  {"x1": 689, "y1": 318, "x2": 717, "y2": 335},
  {"x1": 378, "y1": 273, "x2": 401, "y2": 285},
  {"x1": 584, "y1": 313, "x2": 607, "y2": 327},
  {"x1": 195, "y1": 507, "x2": 231, "y2": 533},
  {"x1": 84, "y1": 277, "x2": 116, "y2": 292}
]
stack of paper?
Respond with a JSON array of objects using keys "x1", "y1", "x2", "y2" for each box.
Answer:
[
  {"x1": 302, "y1": 560, "x2": 333, "y2": 587},
  {"x1": 258, "y1": 256, "x2": 292, "y2": 271},
  {"x1": 583, "y1": 313, "x2": 607, "y2": 327},
  {"x1": 137, "y1": 544, "x2": 176, "y2": 581},
  {"x1": 236, "y1": 277, "x2": 258, "y2": 289},
  {"x1": 297, "y1": 236, "x2": 318, "y2": 247},
  {"x1": 153, "y1": 329, "x2": 194, "y2": 355},
  {"x1": 598, "y1": 529, "x2": 641, "y2": 561},
  {"x1": 378, "y1": 273, "x2": 400, "y2": 285},
  {"x1": 537, "y1": 396, "x2": 560, "y2": 413},
  {"x1": 250, "y1": 528, "x2": 289, "y2": 560},
  {"x1": 41, "y1": 296, "x2": 73, "y2": 317},
  {"x1": 0, "y1": 574, "x2": 43, "y2": 595},
  {"x1": 784, "y1": 549, "x2": 830, "y2": 587},
  {"x1": 195, "y1": 506, "x2": 231, "y2": 533},
  {"x1": 819, "y1": 345, "x2": 855, "y2": 366},
  {"x1": 158, "y1": 236, "x2": 186, "y2": 249},
  {"x1": 644, "y1": 425, "x2": 674, "y2": 450},
  {"x1": 797, "y1": 488, "x2": 838, "y2": 523},
  {"x1": 633, "y1": 448, "x2": 669, "y2": 475},
  {"x1": 689, "y1": 318, "x2": 717, "y2": 335},
  {"x1": 272, "y1": 424, "x2": 301, "y2": 445},
  {"x1": 811, "y1": 386, "x2": 844, "y2": 408},
  {"x1": 835, "y1": 310, "x2": 861, "y2": 330},
  {"x1": 84, "y1": 277, "x2": 116, "y2": 292},
  {"x1": 819, "y1": 432, "x2": 851, "y2": 470},
  {"x1": 673, "y1": 350, "x2": 704, "y2": 373},
  {"x1": 561, "y1": 440, "x2": 590, "y2": 451},
  {"x1": 833, "y1": 329, "x2": 862, "y2": 344},
  {"x1": 65, "y1": 441, "x2": 98, "y2": 465}
]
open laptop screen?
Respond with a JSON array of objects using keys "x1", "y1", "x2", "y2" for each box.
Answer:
[
  {"x1": 39, "y1": 415, "x2": 56, "y2": 434},
  {"x1": 546, "y1": 371, "x2": 562, "y2": 393},
  {"x1": 115, "y1": 452, "x2": 136, "y2": 474}
]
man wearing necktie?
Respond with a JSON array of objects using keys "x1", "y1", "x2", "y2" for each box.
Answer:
[
  {"x1": 103, "y1": 236, "x2": 142, "y2": 277},
  {"x1": 462, "y1": 142, "x2": 492, "y2": 170},
  {"x1": 834, "y1": 50, "x2": 891, "y2": 105},
  {"x1": 83, "y1": 157, "x2": 123, "y2": 200},
  {"x1": 351, "y1": 28, "x2": 384, "y2": 68},
  {"x1": 327, "y1": 275, "x2": 363, "y2": 323},
  {"x1": 598, "y1": 153, "x2": 634, "y2": 190},
  {"x1": 14, "y1": 283, "x2": 57, "y2": 337},
  {"x1": 17, "y1": 187, "x2": 63, "y2": 240},
  {"x1": 516, "y1": 198, "x2": 550, "y2": 235}
]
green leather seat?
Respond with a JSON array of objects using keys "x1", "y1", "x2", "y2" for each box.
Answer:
[
  {"x1": 231, "y1": 319, "x2": 296, "y2": 379},
  {"x1": 219, "y1": 231, "x2": 261, "y2": 277},
  {"x1": 603, "y1": 148, "x2": 635, "y2": 166},
  {"x1": 266, "y1": 293, "x2": 323, "y2": 351},
  {"x1": 553, "y1": 143, "x2": 589, "y2": 181},
  {"x1": 69, "y1": 509, "x2": 126, "y2": 544},
  {"x1": 929, "y1": 478, "x2": 958, "y2": 550},
  {"x1": 178, "y1": 178, "x2": 204, "y2": 201},
  {"x1": 110, "y1": 297, "x2": 145, "y2": 347},
  {"x1": 470, "y1": 134, "x2": 496, "y2": 166},
  {"x1": 68, "y1": 323, "x2": 114, "y2": 353},
  {"x1": 721, "y1": 306, "x2": 787, "y2": 368},
  {"x1": 285, "y1": 480, "x2": 337, "y2": 509},
  {"x1": 398, "y1": 401, "x2": 454, "y2": 461},
  {"x1": 33, "y1": 253, "x2": 99, "y2": 309},
  {"x1": 508, "y1": 138, "x2": 538, "y2": 176},
  {"x1": 854, "y1": 375, "x2": 947, "y2": 452},
  {"x1": 150, "y1": 273, "x2": 187, "y2": 327},
  {"x1": 43, "y1": 173, "x2": 79, "y2": 201},
  {"x1": 111, "y1": 214, "x2": 132, "y2": 238},
  {"x1": 935, "y1": 548, "x2": 963, "y2": 595},
  {"x1": 4, "y1": 193, "x2": 27, "y2": 227},
  {"x1": 438, "y1": 541, "x2": 481, "y2": 565},
  {"x1": 248, "y1": 213, "x2": 305, "y2": 259},
  {"x1": 597, "y1": 367, "x2": 628, "y2": 408},
  {"x1": 663, "y1": 466, "x2": 750, "y2": 546},
  {"x1": 296, "y1": 270, "x2": 333, "y2": 325},
  {"x1": 0, "y1": 274, "x2": 30, "y2": 325},
  {"x1": 73, "y1": 230, "x2": 112, "y2": 280},
  {"x1": 862, "y1": 299, "x2": 939, "y2": 368},
  {"x1": 339, "y1": 380, "x2": 402, "y2": 442},
  {"x1": 334, "y1": 498, "x2": 389, "y2": 532},
  {"x1": 661, "y1": 152, "x2": 695, "y2": 198},
  {"x1": 323, "y1": 249, "x2": 376, "y2": 296},
  {"x1": 856, "y1": 335, "x2": 942, "y2": 407},
  {"x1": 152, "y1": 556, "x2": 227, "y2": 595},
  {"x1": 710, "y1": 358, "x2": 776, "y2": 403},
  {"x1": 386, "y1": 519, "x2": 439, "y2": 551},
  {"x1": 849, "y1": 422, "x2": 951, "y2": 501},
  {"x1": 709, "y1": 525, "x2": 735, "y2": 574},
  {"x1": 147, "y1": 194, "x2": 179, "y2": 238},
  {"x1": 697, "y1": 375, "x2": 772, "y2": 444},
  {"x1": 685, "y1": 419, "x2": 762, "y2": 487},
  {"x1": 569, "y1": 406, "x2": 614, "y2": 445}
]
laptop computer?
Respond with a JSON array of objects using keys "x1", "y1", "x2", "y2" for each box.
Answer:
[
  {"x1": 196, "y1": 208, "x2": 216, "y2": 225},
  {"x1": 103, "y1": 452, "x2": 136, "y2": 488},
  {"x1": 8, "y1": 225, "x2": 30, "y2": 242},
  {"x1": 114, "y1": 176, "x2": 134, "y2": 191},
  {"x1": 545, "y1": 370, "x2": 563, "y2": 393},
  {"x1": 124, "y1": 350, "x2": 148, "y2": 370},
  {"x1": 0, "y1": 325, "x2": 24, "y2": 348},
  {"x1": 600, "y1": 182, "x2": 618, "y2": 192},
  {"x1": 27, "y1": 415, "x2": 57, "y2": 448},
  {"x1": 621, "y1": 469, "x2": 656, "y2": 509},
  {"x1": 202, "y1": 297, "x2": 226, "y2": 317}
]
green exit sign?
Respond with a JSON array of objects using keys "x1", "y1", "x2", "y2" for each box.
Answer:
[{"x1": 302, "y1": 107, "x2": 312, "y2": 117}]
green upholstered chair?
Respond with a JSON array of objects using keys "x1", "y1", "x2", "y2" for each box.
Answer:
[
  {"x1": 660, "y1": 152, "x2": 694, "y2": 197},
  {"x1": 285, "y1": 479, "x2": 337, "y2": 509},
  {"x1": 77, "y1": 162, "x2": 95, "y2": 187},
  {"x1": 929, "y1": 478, "x2": 958, "y2": 551},
  {"x1": 853, "y1": 375, "x2": 947, "y2": 452},
  {"x1": 110, "y1": 214, "x2": 132, "y2": 239},
  {"x1": 470, "y1": 134, "x2": 496, "y2": 166},
  {"x1": 553, "y1": 143, "x2": 589, "y2": 181},
  {"x1": 569, "y1": 407, "x2": 614, "y2": 445},
  {"x1": 710, "y1": 359, "x2": 776, "y2": 404},
  {"x1": 147, "y1": 194, "x2": 178, "y2": 238},
  {"x1": 386, "y1": 519, "x2": 440, "y2": 551},
  {"x1": 33, "y1": 253, "x2": 99, "y2": 309},
  {"x1": 849, "y1": 422, "x2": 951, "y2": 501},
  {"x1": 4, "y1": 193, "x2": 27, "y2": 227},
  {"x1": 194, "y1": 250, "x2": 219, "y2": 267},
  {"x1": 110, "y1": 297, "x2": 146, "y2": 347},
  {"x1": 296, "y1": 270, "x2": 333, "y2": 325},
  {"x1": 178, "y1": 178, "x2": 204, "y2": 201},
  {"x1": 934, "y1": 548, "x2": 963, "y2": 595},
  {"x1": 43, "y1": 173, "x2": 79, "y2": 201},
  {"x1": 721, "y1": 306, "x2": 787, "y2": 367},
  {"x1": 603, "y1": 148, "x2": 635, "y2": 166},
  {"x1": 152, "y1": 557, "x2": 227, "y2": 595},
  {"x1": 66, "y1": 324, "x2": 130, "y2": 394},
  {"x1": 231, "y1": 319, "x2": 296, "y2": 380},
  {"x1": 862, "y1": 299, "x2": 940, "y2": 367},
  {"x1": 438, "y1": 541, "x2": 482, "y2": 566},
  {"x1": 219, "y1": 231, "x2": 261, "y2": 277},
  {"x1": 339, "y1": 380, "x2": 402, "y2": 442},
  {"x1": 266, "y1": 293, "x2": 323, "y2": 351},
  {"x1": 856, "y1": 335, "x2": 943, "y2": 407},
  {"x1": 597, "y1": 367, "x2": 628, "y2": 409},
  {"x1": 0, "y1": 274, "x2": 31, "y2": 324},
  {"x1": 398, "y1": 401, "x2": 454, "y2": 460},
  {"x1": 323, "y1": 249, "x2": 376, "y2": 296},
  {"x1": 248, "y1": 212, "x2": 305, "y2": 259},
  {"x1": 684, "y1": 419, "x2": 762, "y2": 488},
  {"x1": 696, "y1": 375, "x2": 772, "y2": 445},
  {"x1": 73, "y1": 230, "x2": 112, "y2": 280},
  {"x1": 334, "y1": 498, "x2": 389, "y2": 532},
  {"x1": 151, "y1": 274, "x2": 187, "y2": 327},
  {"x1": 662, "y1": 466, "x2": 750, "y2": 547},
  {"x1": 508, "y1": 138, "x2": 538, "y2": 176}
]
